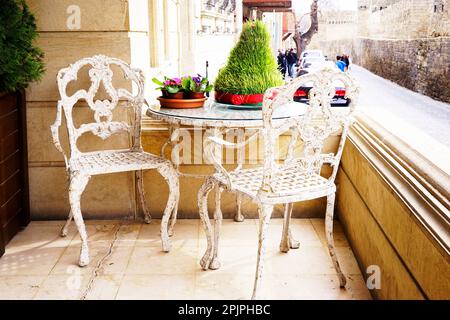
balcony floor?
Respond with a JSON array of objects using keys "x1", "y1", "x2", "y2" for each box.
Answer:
[{"x1": 0, "y1": 219, "x2": 371, "y2": 300}]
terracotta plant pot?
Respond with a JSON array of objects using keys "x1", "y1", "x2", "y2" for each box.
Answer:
[
  {"x1": 185, "y1": 92, "x2": 205, "y2": 99},
  {"x1": 158, "y1": 97, "x2": 207, "y2": 109},
  {"x1": 161, "y1": 90, "x2": 184, "y2": 99},
  {"x1": 215, "y1": 91, "x2": 264, "y2": 106}
]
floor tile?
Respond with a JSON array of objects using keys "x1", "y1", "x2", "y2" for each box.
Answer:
[
  {"x1": 70, "y1": 223, "x2": 115, "y2": 246},
  {"x1": 136, "y1": 219, "x2": 199, "y2": 248},
  {"x1": 335, "y1": 246, "x2": 363, "y2": 275},
  {"x1": 50, "y1": 244, "x2": 134, "y2": 275},
  {"x1": 34, "y1": 274, "x2": 91, "y2": 300},
  {"x1": 33, "y1": 273, "x2": 123, "y2": 300},
  {"x1": 83, "y1": 274, "x2": 123, "y2": 300},
  {"x1": 0, "y1": 246, "x2": 66, "y2": 276},
  {"x1": 116, "y1": 274, "x2": 195, "y2": 300},
  {"x1": 265, "y1": 219, "x2": 323, "y2": 247},
  {"x1": 6, "y1": 223, "x2": 76, "y2": 251},
  {"x1": 126, "y1": 245, "x2": 198, "y2": 275},
  {"x1": 199, "y1": 219, "x2": 258, "y2": 247},
  {"x1": 0, "y1": 276, "x2": 46, "y2": 299},
  {"x1": 194, "y1": 272, "x2": 254, "y2": 300},
  {"x1": 265, "y1": 246, "x2": 336, "y2": 275},
  {"x1": 197, "y1": 245, "x2": 257, "y2": 275},
  {"x1": 69, "y1": 223, "x2": 141, "y2": 247},
  {"x1": 310, "y1": 218, "x2": 350, "y2": 247},
  {"x1": 262, "y1": 274, "x2": 372, "y2": 300}
]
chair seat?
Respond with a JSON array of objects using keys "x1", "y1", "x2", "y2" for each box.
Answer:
[
  {"x1": 69, "y1": 150, "x2": 169, "y2": 175},
  {"x1": 213, "y1": 164, "x2": 336, "y2": 204}
]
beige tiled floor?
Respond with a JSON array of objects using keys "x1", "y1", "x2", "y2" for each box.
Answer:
[{"x1": 0, "y1": 219, "x2": 372, "y2": 300}]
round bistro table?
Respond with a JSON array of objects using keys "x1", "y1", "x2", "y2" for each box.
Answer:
[{"x1": 146, "y1": 99, "x2": 305, "y2": 224}]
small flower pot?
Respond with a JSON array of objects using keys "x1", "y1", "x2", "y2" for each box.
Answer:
[
  {"x1": 185, "y1": 92, "x2": 206, "y2": 99},
  {"x1": 158, "y1": 97, "x2": 207, "y2": 109},
  {"x1": 161, "y1": 90, "x2": 184, "y2": 99}
]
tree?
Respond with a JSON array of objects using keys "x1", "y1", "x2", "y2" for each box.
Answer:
[
  {"x1": 293, "y1": 0, "x2": 319, "y2": 55},
  {"x1": 0, "y1": 0, "x2": 45, "y2": 93},
  {"x1": 214, "y1": 20, "x2": 283, "y2": 95}
]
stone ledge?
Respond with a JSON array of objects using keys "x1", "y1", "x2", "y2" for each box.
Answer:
[{"x1": 350, "y1": 113, "x2": 450, "y2": 257}]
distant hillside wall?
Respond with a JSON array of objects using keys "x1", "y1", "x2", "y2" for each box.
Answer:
[{"x1": 307, "y1": 0, "x2": 450, "y2": 103}]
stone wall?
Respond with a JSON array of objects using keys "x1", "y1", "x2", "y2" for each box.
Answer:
[
  {"x1": 315, "y1": 36, "x2": 450, "y2": 103},
  {"x1": 358, "y1": 0, "x2": 450, "y2": 39},
  {"x1": 361, "y1": 0, "x2": 435, "y2": 39},
  {"x1": 355, "y1": 37, "x2": 450, "y2": 102}
]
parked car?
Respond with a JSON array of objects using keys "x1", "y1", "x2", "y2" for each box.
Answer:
[
  {"x1": 297, "y1": 56, "x2": 329, "y2": 76},
  {"x1": 299, "y1": 50, "x2": 325, "y2": 63},
  {"x1": 294, "y1": 58, "x2": 350, "y2": 106}
]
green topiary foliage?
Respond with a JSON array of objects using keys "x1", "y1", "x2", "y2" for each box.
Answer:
[
  {"x1": 214, "y1": 20, "x2": 283, "y2": 95},
  {"x1": 0, "y1": 0, "x2": 45, "y2": 93}
]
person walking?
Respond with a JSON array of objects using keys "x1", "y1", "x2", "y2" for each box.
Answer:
[
  {"x1": 336, "y1": 56, "x2": 346, "y2": 72},
  {"x1": 342, "y1": 54, "x2": 351, "y2": 71},
  {"x1": 286, "y1": 48, "x2": 298, "y2": 78},
  {"x1": 277, "y1": 49, "x2": 287, "y2": 78}
]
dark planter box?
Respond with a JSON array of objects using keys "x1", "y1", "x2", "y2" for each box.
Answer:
[{"x1": 0, "y1": 90, "x2": 30, "y2": 256}]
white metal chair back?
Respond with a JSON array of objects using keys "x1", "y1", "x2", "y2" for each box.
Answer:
[
  {"x1": 259, "y1": 68, "x2": 359, "y2": 196},
  {"x1": 52, "y1": 55, "x2": 145, "y2": 166}
]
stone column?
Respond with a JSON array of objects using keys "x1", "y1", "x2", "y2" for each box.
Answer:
[
  {"x1": 235, "y1": 0, "x2": 243, "y2": 40},
  {"x1": 180, "y1": 0, "x2": 197, "y2": 75}
]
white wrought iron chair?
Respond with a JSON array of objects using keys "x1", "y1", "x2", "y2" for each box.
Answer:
[
  {"x1": 51, "y1": 55, "x2": 179, "y2": 266},
  {"x1": 198, "y1": 68, "x2": 359, "y2": 299}
]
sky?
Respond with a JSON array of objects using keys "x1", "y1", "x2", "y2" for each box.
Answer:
[{"x1": 292, "y1": 0, "x2": 358, "y2": 14}]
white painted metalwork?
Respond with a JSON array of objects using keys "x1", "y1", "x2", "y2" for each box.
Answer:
[
  {"x1": 51, "y1": 55, "x2": 179, "y2": 266},
  {"x1": 197, "y1": 68, "x2": 359, "y2": 299},
  {"x1": 147, "y1": 100, "x2": 306, "y2": 221}
]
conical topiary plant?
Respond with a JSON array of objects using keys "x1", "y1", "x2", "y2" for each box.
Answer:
[{"x1": 214, "y1": 20, "x2": 283, "y2": 105}]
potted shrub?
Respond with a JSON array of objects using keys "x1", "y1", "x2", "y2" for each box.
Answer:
[
  {"x1": 181, "y1": 75, "x2": 213, "y2": 99},
  {"x1": 214, "y1": 20, "x2": 284, "y2": 106},
  {"x1": 152, "y1": 76, "x2": 184, "y2": 99},
  {"x1": 0, "y1": 0, "x2": 45, "y2": 256}
]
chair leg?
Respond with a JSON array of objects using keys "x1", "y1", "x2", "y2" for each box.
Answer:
[
  {"x1": 61, "y1": 210, "x2": 73, "y2": 237},
  {"x1": 68, "y1": 173, "x2": 90, "y2": 267},
  {"x1": 252, "y1": 203, "x2": 273, "y2": 300},
  {"x1": 168, "y1": 191, "x2": 179, "y2": 237},
  {"x1": 234, "y1": 193, "x2": 245, "y2": 222},
  {"x1": 157, "y1": 164, "x2": 179, "y2": 252},
  {"x1": 325, "y1": 193, "x2": 346, "y2": 288},
  {"x1": 136, "y1": 170, "x2": 151, "y2": 224},
  {"x1": 209, "y1": 185, "x2": 223, "y2": 270},
  {"x1": 280, "y1": 203, "x2": 292, "y2": 253},
  {"x1": 280, "y1": 203, "x2": 300, "y2": 253},
  {"x1": 198, "y1": 177, "x2": 215, "y2": 270}
]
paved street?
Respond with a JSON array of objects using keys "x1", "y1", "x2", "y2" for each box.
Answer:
[{"x1": 351, "y1": 65, "x2": 450, "y2": 148}]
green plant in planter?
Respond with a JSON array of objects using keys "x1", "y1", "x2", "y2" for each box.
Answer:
[
  {"x1": 152, "y1": 76, "x2": 183, "y2": 94},
  {"x1": 181, "y1": 75, "x2": 213, "y2": 94},
  {"x1": 214, "y1": 20, "x2": 283, "y2": 95},
  {"x1": 0, "y1": 0, "x2": 45, "y2": 93}
]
